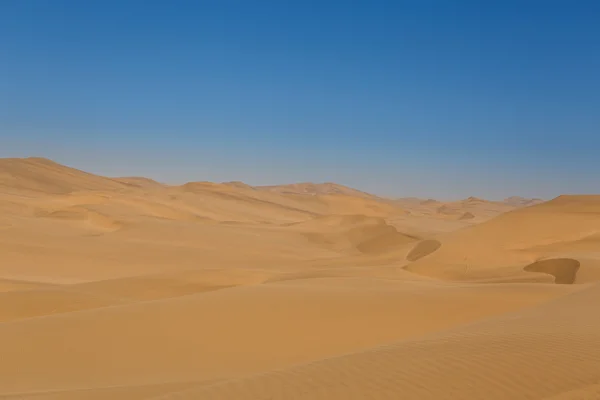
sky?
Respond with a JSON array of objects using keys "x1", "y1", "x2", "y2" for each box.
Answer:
[{"x1": 1, "y1": 0, "x2": 599, "y2": 200}]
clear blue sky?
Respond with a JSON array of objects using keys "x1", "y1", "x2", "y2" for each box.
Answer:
[{"x1": 1, "y1": 0, "x2": 599, "y2": 200}]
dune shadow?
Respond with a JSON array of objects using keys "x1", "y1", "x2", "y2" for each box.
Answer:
[
  {"x1": 524, "y1": 258, "x2": 580, "y2": 284},
  {"x1": 406, "y1": 240, "x2": 441, "y2": 262}
]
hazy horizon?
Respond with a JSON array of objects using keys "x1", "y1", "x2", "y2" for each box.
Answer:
[{"x1": 2, "y1": 1, "x2": 599, "y2": 200}]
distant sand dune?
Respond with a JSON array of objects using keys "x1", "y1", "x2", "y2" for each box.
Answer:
[
  {"x1": 404, "y1": 195, "x2": 600, "y2": 283},
  {"x1": 289, "y1": 215, "x2": 417, "y2": 254},
  {"x1": 0, "y1": 157, "x2": 127, "y2": 194},
  {"x1": 255, "y1": 182, "x2": 380, "y2": 200},
  {"x1": 113, "y1": 176, "x2": 165, "y2": 189}
]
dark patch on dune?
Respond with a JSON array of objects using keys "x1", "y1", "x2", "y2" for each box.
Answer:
[
  {"x1": 524, "y1": 258, "x2": 580, "y2": 284},
  {"x1": 459, "y1": 212, "x2": 475, "y2": 220},
  {"x1": 406, "y1": 240, "x2": 441, "y2": 261}
]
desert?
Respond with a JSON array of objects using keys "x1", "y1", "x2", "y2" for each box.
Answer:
[
  {"x1": 0, "y1": 157, "x2": 599, "y2": 399},
  {"x1": 3, "y1": 1, "x2": 599, "y2": 398}
]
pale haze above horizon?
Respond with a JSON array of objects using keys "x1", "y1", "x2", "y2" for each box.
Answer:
[{"x1": 2, "y1": 0, "x2": 599, "y2": 201}]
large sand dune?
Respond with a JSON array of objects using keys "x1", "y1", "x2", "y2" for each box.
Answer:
[
  {"x1": 0, "y1": 157, "x2": 599, "y2": 399},
  {"x1": 405, "y1": 195, "x2": 600, "y2": 283}
]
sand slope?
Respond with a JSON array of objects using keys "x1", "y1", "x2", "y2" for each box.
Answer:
[
  {"x1": 0, "y1": 278, "x2": 577, "y2": 396},
  {"x1": 150, "y1": 282, "x2": 599, "y2": 400},
  {"x1": 0, "y1": 158, "x2": 128, "y2": 195}
]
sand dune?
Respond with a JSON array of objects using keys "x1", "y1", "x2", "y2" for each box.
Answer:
[
  {"x1": 504, "y1": 196, "x2": 545, "y2": 207},
  {"x1": 0, "y1": 157, "x2": 128, "y2": 195},
  {"x1": 395, "y1": 194, "x2": 542, "y2": 228},
  {"x1": 144, "y1": 282, "x2": 599, "y2": 400},
  {"x1": 255, "y1": 182, "x2": 381, "y2": 200},
  {"x1": 287, "y1": 214, "x2": 418, "y2": 254},
  {"x1": 0, "y1": 157, "x2": 599, "y2": 399},
  {"x1": 178, "y1": 182, "x2": 400, "y2": 222},
  {"x1": 0, "y1": 278, "x2": 575, "y2": 396},
  {"x1": 406, "y1": 195, "x2": 600, "y2": 283}
]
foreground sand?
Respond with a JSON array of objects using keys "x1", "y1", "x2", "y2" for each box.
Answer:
[{"x1": 1, "y1": 158, "x2": 599, "y2": 399}]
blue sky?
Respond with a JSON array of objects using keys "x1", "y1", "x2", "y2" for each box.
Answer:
[{"x1": 1, "y1": 0, "x2": 599, "y2": 200}]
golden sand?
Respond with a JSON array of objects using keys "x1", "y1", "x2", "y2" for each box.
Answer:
[{"x1": 1, "y1": 157, "x2": 599, "y2": 399}]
